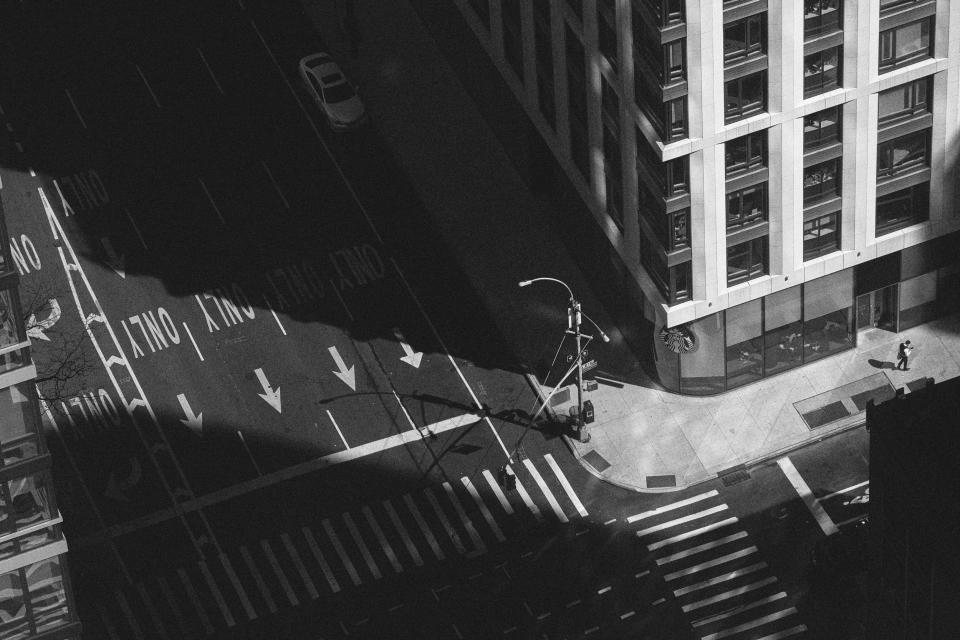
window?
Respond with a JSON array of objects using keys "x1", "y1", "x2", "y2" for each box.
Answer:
[
  {"x1": 879, "y1": 18, "x2": 933, "y2": 73},
  {"x1": 646, "y1": 0, "x2": 684, "y2": 27},
  {"x1": 803, "y1": 106, "x2": 841, "y2": 149},
  {"x1": 878, "y1": 77, "x2": 931, "y2": 125},
  {"x1": 880, "y1": 0, "x2": 923, "y2": 13},
  {"x1": 725, "y1": 299, "x2": 763, "y2": 387},
  {"x1": 671, "y1": 210, "x2": 690, "y2": 249},
  {"x1": 726, "y1": 184, "x2": 767, "y2": 229},
  {"x1": 725, "y1": 72, "x2": 766, "y2": 123},
  {"x1": 804, "y1": 213, "x2": 840, "y2": 259},
  {"x1": 727, "y1": 237, "x2": 767, "y2": 286},
  {"x1": 726, "y1": 132, "x2": 766, "y2": 175},
  {"x1": 803, "y1": 159, "x2": 841, "y2": 203},
  {"x1": 666, "y1": 156, "x2": 689, "y2": 196},
  {"x1": 803, "y1": 268, "x2": 854, "y2": 362},
  {"x1": 804, "y1": 47, "x2": 841, "y2": 97},
  {"x1": 763, "y1": 286, "x2": 803, "y2": 376},
  {"x1": 664, "y1": 40, "x2": 686, "y2": 82},
  {"x1": 666, "y1": 96, "x2": 687, "y2": 141},
  {"x1": 724, "y1": 14, "x2": 766, "y2": 63},
  {"x1": 876, "y1": 182, "x2": 929, "y2": 235},
  {"x1": 639, "y1": 207, "x2": 689, "y2": 250},
  {"x1": 0, "y1": 288, "x2": 27, "y2": 374},
  {"x1": 640, "y1": 237, "x2": 692, "y2": 304},
  {"x1": 877, "y1": 129, "x2": 930, "y2": 179},
  {"x1": 804, "y1": 0, "x2": 842, "y2": 38}
]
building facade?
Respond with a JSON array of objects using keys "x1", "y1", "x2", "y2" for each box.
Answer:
[
  {"x1": 452, "y1": 0, "x2": 960, "y2": 393},
  {"x1": 0, "y1": 202, "x2": 82, "y2": 637}
]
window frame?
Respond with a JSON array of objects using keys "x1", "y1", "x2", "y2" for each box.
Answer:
[
  {"x1": 878, "y1": 77, "x2": 932, "y2": 125},
  {"x1": 876, "y1": 182, "x2": 929, "y2": 235},
  {"x1": 726, "y1": 183, "x2": 768, "y2": 230},
  {"x1": 723, "y1": 14, "x2": 767, "y2": 64},
  {"x1": 727, "y1": 236, "x2": 768, "y2": 286},
  {"x1": 876, "y1": 129, "x2": 930, "y2": 179},
  {"x1": 803, "y1": 212, "x2": 841, "y2": 260},
  {"x1": 803, "y1": 158, "x2": 841, "y2": 204},
  {"x1": 803, "y1": 106, "x2": 842, "y2": 150},
  {"x1": 804, "y1": 0, "x2": 842, "y2": 39},
  {"x1": 666, "y1": 96, "x2": 688, "y2": 141},
  {"x1": 879, "y1": 17, "x2": 933, "y2": 73},
  {"x1": 724, "y1": 71, "x2": 767, "y2": 123},
  {"x1": 803, "y1": 46, "x2": 842, "y2": 97},
  {"x1": 726, "y1": 132, "x2": 767, "y2": 176},
  {"x1": 664, "y1": 39, "x2": 686, "y2": 83}
]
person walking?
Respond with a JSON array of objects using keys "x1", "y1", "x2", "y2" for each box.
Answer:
[{"x1": 896, "y1": 339, "x2": 914, "y2": 371}]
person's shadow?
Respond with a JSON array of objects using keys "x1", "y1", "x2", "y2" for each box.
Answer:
[{"x1": 868, "y1": 358, "x2": 897, "y2": 370}]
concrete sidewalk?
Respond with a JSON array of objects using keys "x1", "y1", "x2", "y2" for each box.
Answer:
[{"x1": 304, "y1": 0, "x2": 960, "y2": 493}]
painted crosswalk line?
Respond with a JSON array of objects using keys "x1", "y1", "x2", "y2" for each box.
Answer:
[
  {"x1": 544, "y1": 453, "x2": 588, "y2": 517},
  {"x1": 482, "y1": 469, "x2": 514, "y2": 515},
  {"x1": 156, "y1": 575, "x2": 191, "y2": 638},
  {"x1": 627, "y1": 490, "x2": 718, "y2": 523},
  {"x1": 177, "y1": 567, "x2": 214, "y2": 635},
  {"x1": 384, "y1": 498, "x2": 424, "y2": 567},
  {"x1": 115, "y1": 589, "x2": 146, "y2": 640},
  {"x1": 443, "y1": 480, "x2": 486, "y2": 555},
  {"x1": 343, "y1": 512, "x2": 382, "y2": 580},
  {"x1": 635, "y1": 504, "x2": 728, "y2": 538},
  {"x1": 281, "y1": 532, "x2": 319, "y2": 599},
  {"x1": 509, "y1": 465, "x2": 543, "y2": 522},
  {"x1": 646, "y1": 516, "x2": 740, "y2": 551},
  {"x1": 362, "y1": 505, "x2": 403, "y2": 573},
  {"x1": 663, "y1": 546, "x2": 757, "y2": 581},
  {"x1": 656, "y1": 531, "x2": 749, "y2": 565},
  {"x1": 198, "y1": 560, "x2": 236, "y2": 627},
  {"x1": 135, "y1": 582, "x2": 170, "y2": 640},
  {"x1": 219, "y1": 553, "x2": 257, "y2": 620},
  {"x1": 462, "y1": 476, "x2": 506, "y2": 542},
  {"x1": 322, "y1": 518, "x2": 362, "y2": 586},
  {"x1": 778, "y1": 457, "x2": 839, "y2": 536},
  {"x1": 691, "y1": 592, "x2": 787, "y2": 628},
  {"x1": 301, "y1": 527, "x2": 341, "y2": 593},
  {"x1": 260, "y1": 539, "x2": 299, "y2": 606},
  {"x1": 700, "y1": 607, "x2": 797, "y2": 640},
  {"x1": 425, "y1": 486, "x2": 467, "y2": 554},
  {"x1": 239, "y1": 545, "x2": 278, "y2": 613},
  {"x1": 403, "y1": 492, "x2": 445, "y2": 560},
  {"x1": 523, "y1": 458, "x2": 568, "y2": 522}
]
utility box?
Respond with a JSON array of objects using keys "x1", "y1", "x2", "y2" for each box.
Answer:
[{"x1": 582, "y1": 400, "x2": 595, "y2": 424}]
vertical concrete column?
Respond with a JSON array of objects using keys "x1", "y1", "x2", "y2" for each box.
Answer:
[
  {"x1": 582, "y1": 0, "x2": 604, "y2": 200},
  {"x1": 929, "y1": 71, "x2": 947, "y2": 227},
  {"x1": 551, "y1": 0, "x2": 571, "y2": 158},
  {"x1": 850, "y1": 1, "x2": 876, "y2": 253},
  {"x1": 618, "y1": 0, "x2": 639, "y2": 267},
  {"x1": 944, "y1": 0, "x2": 960, "y2": 223},
  {"x1": 767, "y1": 122, "x2": 785, "y2": 275}
]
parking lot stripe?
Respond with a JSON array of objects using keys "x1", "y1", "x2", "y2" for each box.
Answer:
[
  {"x1": 425, "y1": 487, "x2": 466, "y2": 554},
  {"x1": 646, "y1": 517, "x2": 740, "y2": 551},
  {"x1": 156, "y1": 576, "x2": 190, "y2": 638},
  {"x1": 219, "y1": 553, "x2": 257, "y2": 620},
  {"x1": 523, "y1": 459, "x2": 568, "y2": 522},
  {"x1": 260, "y1": 539, "x2": 299, "y2": 606},
  {"x1": 482, "y1": 469, "x2": 514, "y2": 515},
  {"x1": 239, "y1": 545, "x2": 278, "y2": 613},
  {"x1": 115, "y1": 589, "x2": 146, "y2": 640},
  {"x1": 664, "y1": 546, "x2": 758, "y2": 581},
  {"x1": 362, "y1": 505, "x2": 403, "y2": 573},
  {"x1": 656, "y1": 531, "x2": 749, "y2": 565},
  {"x1": 301, "y1": 527, "x2": 341, "y2": 593},
  {"x1": 777, "y1": 457, "x2": 839, "y2": 536},
  {"x1": 343, "y1": 512, "x2": 382, "y2": 580},
  {"x1": 197, "y1": 561, "x2": 236, "y2": 627},
  {"x1": 176, "y1": 567, "x2": 214, "y2": 635},
  {"x1": 508, "y1": 465, "x2": 543, "y2": 522},
  {"x1": 443, "y1": 481, "x2": 486, "y2": 554},
  {"x1": 545, "y1": 454, "x2": 588, "y2": 517},
  {"x1": 281, "y1": 533, "x2": 319, "y2": 599},
  {"x1": 384, "y1": 498, "x2": 424, "y2": 566},
  {"x1": 627, "y1": 490, "x2": 719, "y2": 523},
  {"x1": 322, "y1": 518, "x2": 362, "y2": 585},
  {"x1": 462, "y1": 476, "x2": 505, "y2": 542}
]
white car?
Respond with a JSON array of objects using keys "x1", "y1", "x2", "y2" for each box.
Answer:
[{"x1": 298, "y1": 53, "x2": 366, "y2": 131}]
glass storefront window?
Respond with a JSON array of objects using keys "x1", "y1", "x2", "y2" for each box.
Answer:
[
  {"x1": 803, "y1": 268, "x2": 854, "y2": 362},
  {"x1": 0, "y1": 472, "x2": 55, "y2": 560},
  {"x1": 652, "y1": 324, "x2": 680, "y2": 393},
  {"x1": 0, "y1": 382, "x2": 41, "y2": 466},
  {"x1": 679, "y1": 315, "x2": 726, "y2": 395},
  {"x1": 899, "y1": 271, "x2": 937, "y2": 330},
  {"x1": 725, "y1": 299, "x2": 763, "y2": 388},
  {"x1": 764, "y1": 286, "x2": 803, "y2": 376},
  {"x1": 939, "y1": 263, "x2": 960, "y2": 316},
  {"x1": 0, "y1": 557, "x2": 72, "y2": 639}
]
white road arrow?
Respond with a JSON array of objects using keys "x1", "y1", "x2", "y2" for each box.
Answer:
[
  {"x1": 100, "y1": 237, "x2": 126, "y2": 279},
  {"x1": 26, "y1": 298, "x2": 61, "y2": 341},
  {"x1": 177, "y1": 393, "x2": 203, "y2": 434},
  {"x1": 393, "y1": 327, "x2": 423, "y2": 368},
  {"x1": 254, "y1": 367, "x2": 282, "y2": 412},
  {"x1": 328, "y1": 346, "x2": 356, "y2": 390}
]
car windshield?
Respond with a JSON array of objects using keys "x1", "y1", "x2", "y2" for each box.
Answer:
[{"x1": 322, "y1": 82, "x2": 356, "y2": 104}]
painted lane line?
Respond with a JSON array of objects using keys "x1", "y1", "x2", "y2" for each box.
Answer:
[
  {"x1": 135, "y1": 64, "x2": 162, "y2": 108},
  {"x1": 777, "y1": 457, "x2": 839, "y2": 536},
  {"x1": 620, "y1": 610, "x2": 635, "y2": 620},
  {"x1": 64, "y1": 88, "x2": 87, "y2": 129},
  {"x1": 820, "y1": 479, "x2": 869, "y2": 502},
  {"x1": 692, "y1": 591, "x2": 787, "y2": 628},
  {"x1": 280, "y1": 533, "x2": 319, "y2": 599},
  {"x1": 635, "y1": 570, "x2": 650, "y2": 579},
  {"x1": 584, "y1": 626, "x2": 599, "y2": 635},
  {"x1": 627, "y1": 490, "x2": 718, "y2": 523},
  {"x1": 197, "y1": 47, "x2": 224, "y2": 94},
  {"x1": 443, "y1": 481, "x2": 486, "y2": 555},
  {"x1": 239, "y1": 545, "x2": 278, "y2": 613},
  {"x1": 15, "y1": 141, "x2": 23, "y2": 152},
  {"x1": 94, "y1": 599, "x2": 121, "y2": 640},
  {"x1": 326, "y1": 410, "x2": 349, "y2": 449},
  {"x1": 636, "y1": 504, "x2": 728, "y2": 537},
  {"x1": 462, "y1": 476, "x2": 505, "y2": 542},
  {"x1": 645, "y1": 516, "x2": 740, "y2": 551},
  {"x1": 123, "y1": 208, "x2": 148, "y2": 249},
  {"x1": 425, "y1": 486, "x2": 467, "y2": 554},
  {"x1": 362, "y1": 505, "x2": 403, "y2": 573},
  {"x1": 508, "y1": 465, "x2": 543, "y2": 522},
  {"x1": 197, "y1": 178, "x2": 225, "y2": 224},
  {"x1": 482, "y1": 469, "x2": 514, "y2": 515},
  {"x1": 523, "y1": 459, "x2": 568, "y2": 523},
  {"x1": 673, "y1": 562, "x2": 768, "y2": 597},
  {"x1": 301, "y1": 527, "x2": 340, "y2": 593},
  {"x1": 652, "y1": 597, "x2": 666, "y2": 605},
  {"x1": 565, "y1": 599, "x2": 581, "y2": 608},
  {"x1": 176, "y1": 567, "x2": 214, "y2": 635},
  {"x1": 198, "y1": 560, "x2": 236, "y2": 626},
  {"x1": 393, "y1": 389, "x2": 424, "y2": 435},
  {"x1": 403, "y1": 493, "x2": 444, "y2": 560},
  {"x1": 544, "y1": 453, "x2": 588, "y2": 517},
  {"x1": 219, "y1": 553, "x2": 257, "y2": 620},
  {"x1": 343, "y1": 512, "x2": 382, "y2": 580},
  {"x1": 260, "y1": 160, "x2": 289, "y2": 209},
  {"x1": 383, "y1": 499, "x2": 424, "y2": 566},
  {"x1": 156, "y1": 576, "x2": 190, "y2": 638},
  {"x1": 260, "y1": 539, "x2": 298, "y2": 606},
  {"x1": 115, "y1": 589, "x2": 146, "y2": 640},
  {"x1": 700, "y1": 607, "x2": 798, "y2": 640},
  {"x1": 656, "y1": 531, "x2": 749, "y2": 565},
  {"x1": 597, "y1": 585, "x2": 612, "y2": 595},
  {"x1": 664, "y1": 546, "x2": 758, "y2": 581},
  {"x1": 183, "y1": 322, "x2": 204, "y2": 361},
  {"x1": 604, "y1": 518, "x2": 617, "y2": 525},
  {"x1": 262, "y1": 295, "x2": 287, "y2": 335},
  {"x1": 329, "y1": 278, "x2": 354, "y2": 321},
  {"x1": 388, "y1": 603, "x2": 404, "y2": 612},
  {"x1": 322, "y1": 518, "x2": 362, "y2": 585},
  {"x1": 682, "y1": 576, "x2": 778, "y2": 613}
]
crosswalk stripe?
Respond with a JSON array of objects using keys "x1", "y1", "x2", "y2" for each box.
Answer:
[
  {"x1": 239, "y1": 545, "x2": 278, "y2": 612},
  {"x1": 636, "y1": 504, "x2": 728, "y2": 537},
  {"x1": 156, "y1": 575, "x2": 191, "y2": 638},
  {"x1": 509, "y1": 464, "x2": 543, "y2": 522},
  {"x1": 462, "y1": 476, "x2": 506, "y2": 542},
  {"x1": 544, "y1": 454, "x2": 588, "y2": 517},
  {"x1": 647, "y1": 516, "x2": 739, "y2": 551},
  {"x1": 692, "y1": 592, "x2": 787, "y2": 628},
  {"x1": 701, "y1": 607, "x2": 797, "y2": 640},
  {"x1": 403, "y1": 493, "x2": 445, "y2": 560},
  {"x1": 443, "y1": 481, "x2": 486, "y2": 554},
  {"x1": 362, "y1": 505, "x2": 403, "y2": 573},
  {"x1": 384, "y1": 499, "x2": 424, "y2": 566},
  {"x1": 756, "y1": 624, "x2": 807, "y2": 639},
  {"x1": 260, "y1": 539, "x2": 299, "y2": 606},
  {"x1": 343, "y1": 512, "x2": 383, "y2": 579},
  {"x1": 819, "y1": 480, "x2": 868, "y2": 502},
  {"x1": 136, "y1": 581, "x2": 170, "y2": 640},
  {"x1": 673, "y1": 561, "x2": 767, "y2": 596},
  {"x1": 219, "y1": 553, "x2": 257, "y2": 620},
  {"x1": 94, "y1": 599, "x2": 121, "y2": 640},
  {"x1": 281, "y1": 533, "x2": 320, "y2": 599},
  {"x1": 778, "y1": 457, "x2": 839, "y2": 536},
  {"x1": 482, "y1": 469, "x2": 514, "y2": 515},
  {"x1": 680, "y1": 576, "x2": 778, "y2": 612},
  {"x1": 177, "y1": 567, "x2": 214, "y2": 635},
  {"x1": 523, "y1": 459, "x2": 568, "y2": 522},
  {"x1": 322, "y1": 518, "x2": 363, "y2": 585},
  {"x1": 425, "y1": 486, "x2": 467, "y2": 554},
  {"x1": 627, "y1": 490, "x2": 718, "y2": 523},
  {"x1": 115, "y1": 589, "x2": 146, "y2": 640},
  {"x1": 301, "y1": 527, "x2": 341, "y2": 593},
  {"x1": 198, "y1": 560, "x2": 236, "y2": 626},
  {"x1": 664, "y1": 546, "x2": 757, "y2": 581},
  {"x1": 656, "y1": 531, "x2": 749, "y2": 565}
]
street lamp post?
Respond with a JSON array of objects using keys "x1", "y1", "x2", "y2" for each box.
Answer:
[{"x1": 518, "y1": 277, "x2": 609, "y2": 442}]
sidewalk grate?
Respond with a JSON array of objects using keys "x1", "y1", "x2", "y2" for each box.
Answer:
[
  {"x1": 582, "y1": 450, "x2": 611, "y2": 473},
  {"x1": 646, "y1": 475, "x2": 677, "y2": 489},
  {"x1": 905, "y1": 377, "x2": 935, "y2": 393},
  {"x1": 718, "y1": 465, "x2": 751, "y2": 487},
  {"x1": 801, "y1": 402, "x2": 849, "y2": 429},
  {"x1": 849, "y1": 385, "x2": 896, "y2": 411}
]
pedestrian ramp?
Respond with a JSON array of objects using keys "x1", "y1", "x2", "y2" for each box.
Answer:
[
  {"x1": 628, "y1": 490, "x2": 807, "y2": 640},
  {"x1": 92, "y1": 453, "x2": 588, "y2": 639}
]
